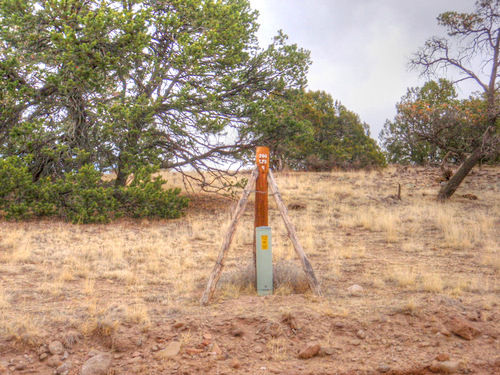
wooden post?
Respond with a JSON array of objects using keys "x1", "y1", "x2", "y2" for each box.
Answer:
[
  {"x1": 254, "y1": 147, "x2": 269, "y2": 266},
  {"x1": 200, "y1": 166, "x2": 259, "y2": 306},
  {"x1": 268, "y1": 170, "x2": 321, "y2": 295}
]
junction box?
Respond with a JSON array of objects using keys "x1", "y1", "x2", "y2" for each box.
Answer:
[{"x1": 256, "y1": 226, "x2": 273, "y2": 295}]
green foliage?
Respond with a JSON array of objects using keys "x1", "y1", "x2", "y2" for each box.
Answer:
[
  {"x1": 119, "y1": 166, "x2": 189, "y2": 219},
  {"x1": 245, "y1": 89, "x2": 314, "y2": 170},
  {"x1": 0, "y1": 157, "x2": 187, "y2": 223},
  {"x1": 379, "y1": 80, "x2": 492, "y2": 165},
  {"x1": 0, "y1": 0, "x2": 310, "y2": 187},
  {"x1": 250, "y1": 90, "x2": 386, "y2": 171},
  {"x1": 54, "y1": 165, "x2": 120, "y2": 224},
  {"x1": 300, "y1": 91, "x2": 386, "y2": 170},
  {"x1": 0, "y1": 0, "x2": 310, "y2": 219},
  {"x1": 0, "y1": 156, "x2": 40, "y2": 219},
  {"x1": 406, "y1": 1, "x2": 500, "y2": 172}
]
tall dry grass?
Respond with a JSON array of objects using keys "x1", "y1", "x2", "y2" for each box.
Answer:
[{"x1": 0, "y1": 166, "x2": 498, "y2": 342}]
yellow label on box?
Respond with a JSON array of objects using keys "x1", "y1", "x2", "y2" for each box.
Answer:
[{"x1": 261, "y1": 235, "x2": 269, "y2": 250}]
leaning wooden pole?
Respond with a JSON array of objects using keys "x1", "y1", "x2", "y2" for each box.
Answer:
[
  {"x1": 200, "y1": 166, "x2": 259, "y2": 306},
  {"x1": 268, "y1": 170, "x2": 321, "y2": 295}
]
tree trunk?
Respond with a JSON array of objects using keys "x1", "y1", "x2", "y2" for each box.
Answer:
[
  {"x1": 437, "y1": 146, "x2": 483, "y2": 201},
  {"x1": 114, "y1": 155, "x2": 129, "y2": 188},
  {"x1": 115, "y1": 169, "x2": 128, "y2": 188}
]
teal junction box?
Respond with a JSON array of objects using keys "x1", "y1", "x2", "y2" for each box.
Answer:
[{"x1": 256, "y1": 226, "x2": 273, "y2": 295}]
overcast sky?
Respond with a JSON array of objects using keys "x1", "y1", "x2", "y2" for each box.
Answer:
[{"x1": 248, "y1": 0, "x2": 478, "y2": 142}]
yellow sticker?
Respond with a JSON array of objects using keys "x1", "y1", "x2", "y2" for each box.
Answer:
[{"x1": 261, "y1": 235, "x2": 269, "y2": 250}]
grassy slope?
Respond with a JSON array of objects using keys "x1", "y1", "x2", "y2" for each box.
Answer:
[{"x1": 0, "y1": 166, "x2": 498, "y2": 374}]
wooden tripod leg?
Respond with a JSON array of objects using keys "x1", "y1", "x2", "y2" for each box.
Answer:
[
  {"x1": 268, "y1": 170, "x2": 321, "y2": 295},
  {"x1": 200, "y1": 166, "x2": 259, "y2": 306}
]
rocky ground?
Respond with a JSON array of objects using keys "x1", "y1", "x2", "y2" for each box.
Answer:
[
  {"x1": 0, "y1": 166, "x2": 499, "y2": 374},
  {"x1": 1, "y1": 293, "x2": 499, "y2": 374}
]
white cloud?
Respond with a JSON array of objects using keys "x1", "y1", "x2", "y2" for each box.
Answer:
[{"x1": 249, "y1": 0, "x2": 477, "y2": 141}]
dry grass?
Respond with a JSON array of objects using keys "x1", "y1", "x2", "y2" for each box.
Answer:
[
  {"x1": 0, "y1": 165, "x2": 498, "y2": 357},
  {"x1": 267, "y1": 337, "x2": 289, "y2": 361},
  {"x1": 384, "y1": 265, "x2": 418, "y2": 288},
  {"x1": 0, "y1": 288, "x2": 10, "y2": 310},
  {"x1": 421, "y1": 273, "x2": 444, "y2": 293}
]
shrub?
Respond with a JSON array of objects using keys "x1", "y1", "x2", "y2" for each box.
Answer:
[
  {"x1": 0, "y1": 157, "x2": 54, "y2": 219},
  {"x1": 119, "y1": 166, "x2": 189, "y2": 219},
  {"x1": 0, "y1": 158, "x2": 188, "y2": 223},
  {"x1": 54, "y1": 165, "x2": 120, "y2": 224}
]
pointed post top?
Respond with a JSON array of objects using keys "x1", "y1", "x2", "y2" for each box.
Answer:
[
  {"x1": 255, "y1": 147, "x2": 269, "y2": 229},
  {"x1": 256, "y1": 146, "x2": 270, "y2": 175}
]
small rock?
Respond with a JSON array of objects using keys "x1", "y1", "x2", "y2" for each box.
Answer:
[
  {"x1": 231, "y1": 328, "x2": 244, "y2": 337},
  {"x1": 56, "y1": 361, "x2": 72, "y2": 375},
  {"x1": 39, "y1": 353, "x2": 48, "y2": 361},
  {"x1": 112, "y1": 334, "x2": 135, "y2": 353},
  {"x1": 14, "y1": 363, "x2": 26, "y2": 371},
  {"x1": 377, "y1": 363, "x2": 391, "y2": 373},
  {"x1": 334, "y1": 322, "x2": 344, "y2": 329},
  {"x1": 154, "y1": 341, "x2": 181, "y2": 360},
  {"x1": 230, "y1": 358, "x2": 240, "y2": 369},
  {"x1": 81, "y1": 354, "x2": 112, "y2": 375},
  {"x1": 429, "y1": 361, "x2": 440, "y2": 373},
  {"x1": 212, "y1": 342, "x2": 222, "y2": 356},
  {"x1": 254, "y1": 345, "x2": 263, "y2": 353},
  {"x1": 439, "y1": 328, "x2": 452, "y2": 337},
  {"x1": 173, "y1": 322, "x2": 184, "y2": 328},
  {"x1": 446, "y1": 316, "x2": 481, "y2": 340},
  {"x1": 88, "y1": 350, "x2": 102, "y2": 358},
  {"x1": 322, "y1": 347, "x2": 335, "y2": 356},
  {"x1": 203, "y1": 334, "x2": 212, "y2": 340},
  {"x1": 151, "y1": 345, "x2": 159, "y2": 352},
  {"x1": 185, "y1": 348, "x2": 203, "y2": 355},
  {"x1": 37, "y1": 345, "x2": 49, "y2": 355},
  {"x1": 269, "y1": 368, "x2": 281, "y2": 374},
  {"x1": 49, "y1": 341, "x2": 65, "y2": 355},
  {"x1": 47, "y1": 355, "x2": 62, "y2": 368},
  {"x1": 132, "y1": 351, "x2": 141, "y2": 358},
  {"x1": 128, "y1": 357, "x2": 142, "y2": 364},
  {"x1": 347, "y1": 284, "x2": 364, "y2": 296},
  {"x1": 297, "y1": 342, "x2": 321, "y2": 359},
  {"x1": 436, "y1": 353, "x2": 450, "y2": 362},
  {"x1": 356, "y1": 330, "x2": 366, "y2": 339},
  {"x1": 439, "y1": 361, "x2": 460, "y2": 374}
]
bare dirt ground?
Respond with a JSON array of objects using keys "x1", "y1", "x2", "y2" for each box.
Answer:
[{"x1": 0, "y1": 166, "x2": 499, "y2": 375}]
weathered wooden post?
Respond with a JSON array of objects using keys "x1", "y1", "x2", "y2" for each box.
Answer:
[
  {"x1": 254, "y1": 146, "x2": 269, "y2": 266},
  {"x1": 201, "y1": 146, "x2": 320, "y2": 305}
]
